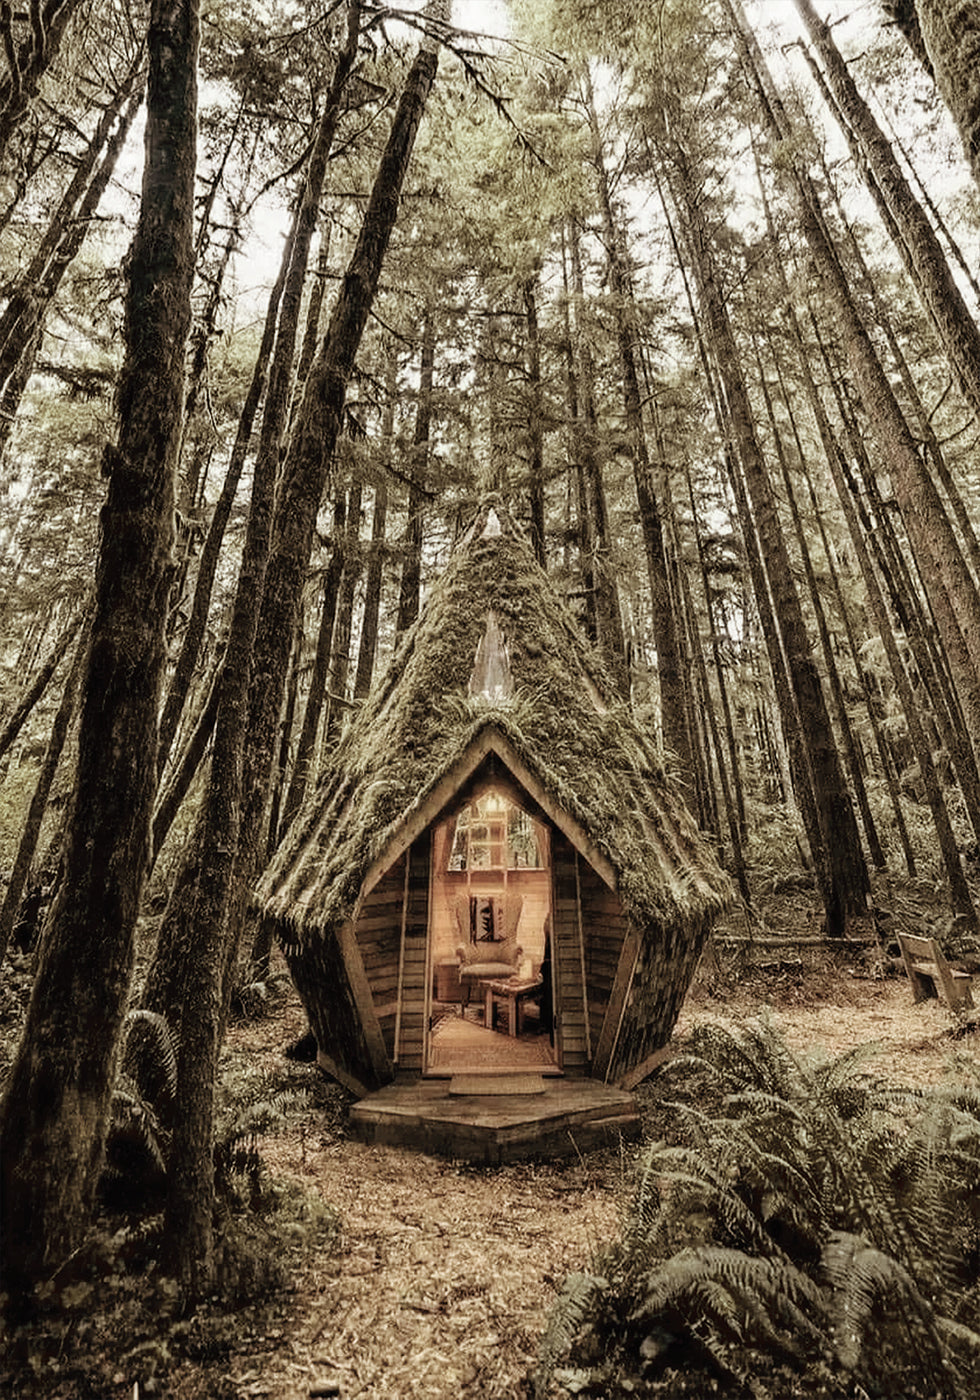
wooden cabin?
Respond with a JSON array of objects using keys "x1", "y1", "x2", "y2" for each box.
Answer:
[{"x1": 256, "y1": 506, "x2": 733, "y2": 1159}]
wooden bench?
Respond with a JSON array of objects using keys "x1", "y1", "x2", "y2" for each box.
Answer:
[{"x1": 897, "y1": 932, "x2": 974, "y2": 1012}]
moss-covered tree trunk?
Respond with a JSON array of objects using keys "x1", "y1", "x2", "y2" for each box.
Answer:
[
  {"x1": 913, "y1": 0, "x2": 980, "y2": 190},
  {"x1": 0, "y1": 0, "x2": 197, "y2": 1292},
  {"x1": 162, "y1": 5, "x2": 444, "y2": 1300}
]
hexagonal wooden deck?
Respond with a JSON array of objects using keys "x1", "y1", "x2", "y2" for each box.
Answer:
[{"x1": 349, "y1": 1075, "x2": 641, "y2": 1163}]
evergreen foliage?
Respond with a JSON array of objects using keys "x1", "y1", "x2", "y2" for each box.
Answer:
[{"x1": 536, "y1": 1020, "x2": 980, "y2": 1397}]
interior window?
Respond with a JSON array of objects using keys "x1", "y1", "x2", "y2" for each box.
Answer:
[{"x1": 447, "y1": 791, "x2": 543, "y2": 871}]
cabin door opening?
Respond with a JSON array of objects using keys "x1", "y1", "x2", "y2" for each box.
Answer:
[{"x1": 423, "y1": 789, "x2": 559, "y2": 1076}]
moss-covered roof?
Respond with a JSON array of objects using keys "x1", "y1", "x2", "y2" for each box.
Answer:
[{"x1": 257, "y1": 504, "x2": 734, "y2": 941}]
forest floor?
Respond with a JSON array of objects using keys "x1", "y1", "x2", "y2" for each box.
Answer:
[{"x1": 3, "y1": 878, "x2": 980, "y2": 1400}]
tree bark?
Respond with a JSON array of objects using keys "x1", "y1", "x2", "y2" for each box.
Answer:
[
  {"x1": 162, "y1": 6, "x2": 442, "y2": 1299},
  {"x1": 794, "y1": 0, "x2": 980, "y2": 424},
  {"x1": 913, "y1": 0, "x2": 980, "y2": 189},
  {"x1": 0, "y1": 0, "x2": 198, "y2": 1291},
  {"x1": 396, "y1": 308, "x2": 434, "y2": 639}
]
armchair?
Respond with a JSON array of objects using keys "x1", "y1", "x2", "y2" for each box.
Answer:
[{"x1": 452, "y1": 894, "x2": 524, "y2": 1010}]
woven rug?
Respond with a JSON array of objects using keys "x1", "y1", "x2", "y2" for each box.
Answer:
[{"x1": 428, "y1": 1015, "x2": 555, "y2": 1072}]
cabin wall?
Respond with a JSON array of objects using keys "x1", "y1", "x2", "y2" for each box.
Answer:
[
  {"x1": 607, "y1": 914, "x2": 711, "y2": 1083},
  {"x1": 354, "y1": 854, "x2": 406, "y2": 1059},
  {"x1": 550, "y1": 831, "x2": 590, "y2": 1073},
  {"x1": 579, "y1": 857, "x2": 629, "y2": 1054},
  {"x1": 285, "y1": 918, "x2": 392, "y2": 1094}
]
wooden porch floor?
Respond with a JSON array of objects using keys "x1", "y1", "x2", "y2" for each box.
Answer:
[{"x1": 349, "y1": 1075, "x2": 641, "y2": 1164}]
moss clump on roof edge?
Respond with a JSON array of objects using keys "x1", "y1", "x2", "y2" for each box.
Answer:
[{"x1": 257, "y1": 512, "x2": 735, "y2": 938}]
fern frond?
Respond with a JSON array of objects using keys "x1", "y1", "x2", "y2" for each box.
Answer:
[
  {"x1": 632, "y1": 1245, "x2": 829, "y2": 1359},
  {"x1": 120, "y1": 1007, "x2": 178, "y2": 1110},
  {"x1": 532, "y1": 1271, "x2": 606, "y2": 1399}
]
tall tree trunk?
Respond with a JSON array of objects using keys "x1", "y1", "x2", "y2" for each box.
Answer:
[
  {"x1": 523, "y1": 274, "x2": 546, "y2": 566},
  {"x1": 0, "y1": 0, "x2": 198, "y2": 1291},
  {"x1": 583, "y1": 67, "x2": 688, "y2": 757},
  {"x1": 794, "y1": 0, "x2": 980, "y2": 424},
  {"x1": 396, "y1": 308, "x2": 434, "y2": 639},
  {"x1": 156, "y1": 216, "x2": 293, "y2": 765},
  {"x1": 822, "y1": 411, "x2": 977, "y2": 928},
  {"x1": 685, "y1": 471, "x2": 752, "y2": 902},
  {"x1": 162, "y1": 6, "x2": 443, "y2": 1299},
  {"x1": 353, "y1": 347, "x2": 395, "y2": 701},
  {"x1": 753, "y1": 331, "x2": 885, "y2": 868},
  {"x1": 325, "y1": 480, "x2": 363, "y2": 746},
  {"x1": 151, "y1": 649, "x2": 223, "y2": 862},
  {"x1": 560, "y1": 226, "x2": 599, "y2": 644},
  {"x1": 912, "y1": 0, "x2": 980, "y2": 190},
  {"x1": 764, "y1": 296, "x2": 919, "y2": 874},
  {"x1": 568, "y1": 221, "x2": 629, "y2": 691},
  {"x1": 0, "y1": 616, "x2": 88, "y2": 966},
  {"x1": 280, "y1": 496, "x2": 347, "y2": 833},
  {"x1": 812, "y1": 310, "x2": 980, "y2": 847},
  {"x1": 660, "y1": 130, "x2": 869, "y2": 934},
  {"x1": 732, "y1": 0, "x2": 980, "y2": 774}
]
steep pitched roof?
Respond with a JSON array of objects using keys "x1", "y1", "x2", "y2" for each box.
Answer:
[{"x1": 258, "y1": 504, "x2": 733, "y2": 940}]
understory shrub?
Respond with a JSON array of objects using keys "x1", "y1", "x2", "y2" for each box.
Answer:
[{"x1": 535, "y1": 1020, "x2": 980, "y2": 1398}]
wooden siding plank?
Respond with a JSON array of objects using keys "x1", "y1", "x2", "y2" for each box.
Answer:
[{"x1": 592, "y1": 928, "x2": 641, "y2": 1083}]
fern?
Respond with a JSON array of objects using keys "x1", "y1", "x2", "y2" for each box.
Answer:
[
  {"x1": 214, "y1": 1090, "x2": 308, "y2": 1210},
  {"x1": 538, "y1": 1020, "x2": 980, "y2": 1397},
  {"x1": 101, "y1": 1009, "x2": 178, "y2": 1208},
  {"x1": 531, "y1": 1271, "x2": 606, "y2": 1398}
]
